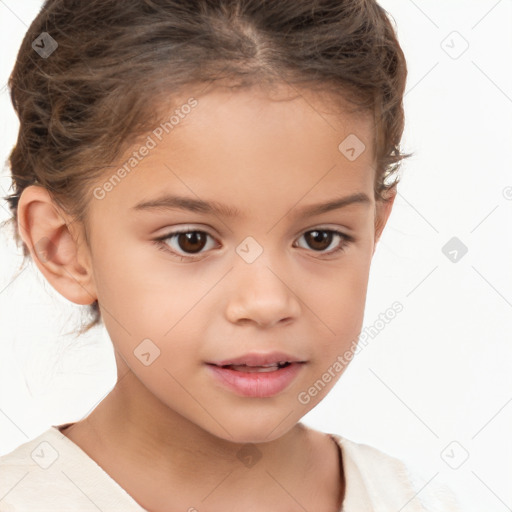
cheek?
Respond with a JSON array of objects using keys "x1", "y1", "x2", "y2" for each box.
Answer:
[
  {"x1": 307, "y1": 250, "x2": 373, "y2": 365},
  {"x1": 91, "y1": 240, "x2": 211, "y2": 365},
  {"x1": 315, "y1": 247, "x2": 372, "y2": 319},
  {"x1": 90, "y1": 230, "x2": 172, "y2": 316},
  {"x1": 88, "y1": 237, "x2": 170, "y2": 352},
  {"x1": 296, "y1": 264, "x2": 371, "y2": 407}
]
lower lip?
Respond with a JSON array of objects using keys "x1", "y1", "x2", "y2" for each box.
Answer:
[{"x1": 206, "y1": 363, "x2": 304, "y2": 398}]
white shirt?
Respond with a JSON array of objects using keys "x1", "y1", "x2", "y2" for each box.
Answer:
[{"x1": 0, "y1": 423, "x2": 461, "y2": 511}]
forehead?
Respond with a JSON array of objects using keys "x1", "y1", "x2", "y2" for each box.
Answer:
[
  {"x1": 168, "y1": 82, "x2": 374, "y2": 151},
  {"x1": 95, "y1": 83, "x2": 376, "y2": 215}
]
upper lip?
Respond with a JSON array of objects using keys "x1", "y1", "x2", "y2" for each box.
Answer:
[{"x1": 207, "y1": 351, "x2": 306, "y2": 367}]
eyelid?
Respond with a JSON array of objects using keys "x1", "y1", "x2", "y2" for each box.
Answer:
[
  {"x1": 155, "y1": 223, "x2": 352, "y2": 239},
  {"x1": 294, "y1": 223, "x2": 354, "y2": 237}
]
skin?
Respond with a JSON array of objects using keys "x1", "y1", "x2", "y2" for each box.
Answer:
[{"x1": 17, "y1": 83, "x2": 395, "y2": 511}]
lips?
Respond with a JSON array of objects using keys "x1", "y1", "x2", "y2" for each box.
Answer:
[{"x1": 206, "y1": 360, "x2": 305, "y2": 397}]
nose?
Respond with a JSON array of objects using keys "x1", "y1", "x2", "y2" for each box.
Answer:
[{"x1": 224, "y1": 258, "x2": 301, "y2": 328}]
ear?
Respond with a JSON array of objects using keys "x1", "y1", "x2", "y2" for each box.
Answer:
[
  {"x1": 16, "y1": 185, "x2": 97, "y2": 305},
  {"x1": 373, "y1": 186, "x2": 397, "y2": 255}
]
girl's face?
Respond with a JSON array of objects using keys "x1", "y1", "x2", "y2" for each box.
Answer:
[{"x1": 83, "y1": 84, "x2": 393, "y2": 443}]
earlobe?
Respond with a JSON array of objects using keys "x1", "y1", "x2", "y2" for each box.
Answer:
[{"x1": 16, "y1": 185, "x2": 97, "y2": 305}]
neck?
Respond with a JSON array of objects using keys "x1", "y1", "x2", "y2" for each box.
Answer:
[{"x1": 62, "y1": 358, "x2": 342, "y2": 511}]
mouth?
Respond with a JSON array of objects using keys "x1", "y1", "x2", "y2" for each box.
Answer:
[{"x1": 205, "y1": 356, "x2": 306, "y2": 398}]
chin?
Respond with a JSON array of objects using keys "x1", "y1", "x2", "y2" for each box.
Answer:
[{"x1": 205, "y1": 416, "x2": 301, "y2": 446}]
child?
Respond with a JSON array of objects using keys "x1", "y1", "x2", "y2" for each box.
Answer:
[{"x1": 0, "y1": 0, "x2": 462, "y2": 510}]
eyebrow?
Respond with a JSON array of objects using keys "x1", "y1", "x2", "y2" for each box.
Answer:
[{"x1": 131, "y1": 192, "x2": 371, "y2": 218}]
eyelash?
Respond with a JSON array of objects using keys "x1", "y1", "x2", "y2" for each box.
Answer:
[{"x1": 153, "y1": 227, "x2": 354, "y2": 261}]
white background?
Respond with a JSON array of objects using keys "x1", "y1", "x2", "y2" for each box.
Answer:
[{"x1": 1, "y1": 1, "x2": 511, "y2": 511}]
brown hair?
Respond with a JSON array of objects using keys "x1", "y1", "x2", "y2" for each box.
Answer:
[{"x1": 2, "y1": 0, "x2": 412, "y2": 335}]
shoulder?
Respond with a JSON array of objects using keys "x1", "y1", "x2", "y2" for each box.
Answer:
[
  {"x1": 0, "y1": 428, "x2": 61, "y2": 511},
  {"x1": 0, "y1": 426, "x2": 144, "y2": 511},
  {"x1": 329, "y1": 433, "x2": 463, "y2": 512}
]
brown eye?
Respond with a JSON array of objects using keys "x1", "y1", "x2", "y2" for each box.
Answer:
[
  {"x1": 176, "y1": 231, "x2": 208, "y2": 253},
  {"x1": 303, "y1": 230, "x2": 334, "y2": 251}
]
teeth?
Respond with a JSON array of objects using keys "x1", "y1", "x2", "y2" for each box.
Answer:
[{"x1": 225, "y1": 363, "x2": 287, "y2": 373}]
